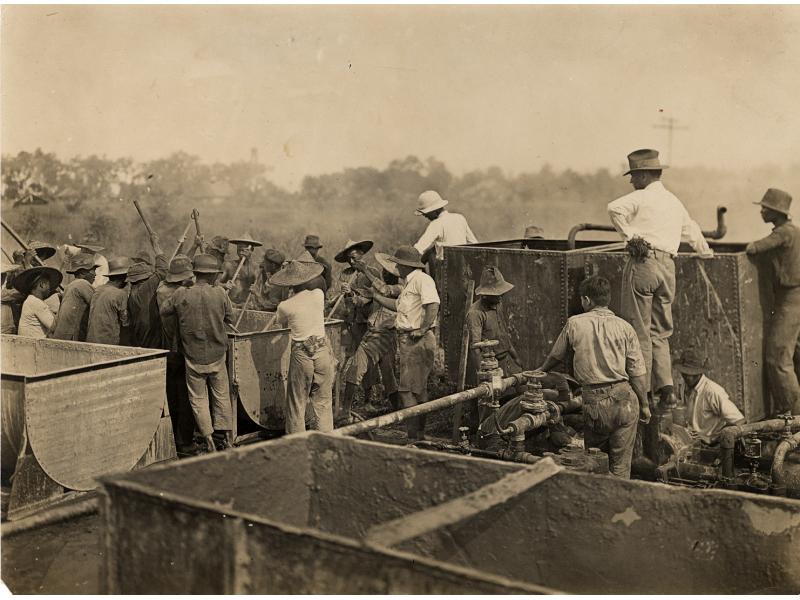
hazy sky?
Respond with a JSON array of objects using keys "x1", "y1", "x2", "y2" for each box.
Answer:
[{"x1": 3, "y1": 5, "x2": 799, "y2": 189}]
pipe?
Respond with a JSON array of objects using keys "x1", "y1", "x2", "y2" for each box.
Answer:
[
  {"x1": 468, "y1": 448, "x2": 541, "y2": 464},
  {"x1": 335, "y1": 374, "x2": 527, "y2": 437},
  {"x1": 771, "y1": 431, "x2": 800, "y2": 489},
  {"x1": 701, "y1": 206, "x2": 727, "y2": 240},
  {"x1": 499, "y1": 412, "x2": 548, "y2": 437},
  {"x1": 719, "y1": 418, "x2": 800, "y2": 479}
]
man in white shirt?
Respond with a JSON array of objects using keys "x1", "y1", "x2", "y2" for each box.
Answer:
[
  {"x1": 14, "y1": 266, "x2": 63, "y2": 338},
  {"x1": 413, "y1": 190, "x2": 477, "y2": 282},
  {"x1": 273, "y1": 260, "x2": 335, "y2": 434},
  {"x1": 674, "y1": 348, "x2": 745, "y2": 444},
  {"x1": 374, "y1": 246, "x2": 440, "y2": 440},
  {"x1": 607, "y1": 149, "x2": 713, "y2": 407}
]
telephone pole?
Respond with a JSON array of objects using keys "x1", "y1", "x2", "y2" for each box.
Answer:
[{"x1": 652, "y1": 116, "x2": 688, "y2": 165}]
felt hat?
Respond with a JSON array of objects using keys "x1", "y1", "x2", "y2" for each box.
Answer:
[
  {"x1": 209, "y1": 236, "x2": 230, "y2": 254},
  {"x1": 106, "y1": 256, "x2": 132, "y2": 277},
  {"x1": 229, "y1": 232, "x2": 262, "y2": 247},
  {"x1": 65, "y1": 253, "x2": 97, "y2": 274},
  {"x1": 475, "y1": 266, "x2": 514, "y2": 296},
  {"x1": 335, "y1": 239, "x2": 374, "y2": 263},
  {"x1": 623, "y1": 149, "x2": 669, "y2": 176},
  {"x1": 126, "y1": 262, "x2": 154, "y2": 284},
  {"x1": 386, "y1": 246, "x2": 426, "y2": 270},
  {"x1": 303, "y1": 234, "x2": 323, "y2": 249},
  {"x1": 192, "y1": 253, "x2": 222, "y2": 274},
  {"x1": 524, "y1": 225, "x2": 545, "y2": 239},
  {"x1": 674, "y1": 348, "x2": 709, "y2": 376},
  {"x1": 270, "y1": 260, "x2": 324, "y2": 287},
  {"x1": 375, "y1": 252, "x2": 400, "y2": 277},
  {"x1": 27, "y1": 240, "x2": 56, "y2": 260},
  {"x1": 12, "y1": 266, "x2": 63, "y2": 296},
  {"x1": 75, "y1": 232, "x2": 105, "y2": 253},
  {"x1": 166, "y1": 254, "x2": 194, "y2": 283},
  {"x1": 415, "y1": 190, "x2": 448, "y2": 215},
  {"x1": 753, "y1": 188, "x2": 792, "y2": 216},
  {"x1": 262, "y1": 248, "x2": 286, "y2": 266}
]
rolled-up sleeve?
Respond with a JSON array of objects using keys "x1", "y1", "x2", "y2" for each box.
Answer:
[
  {"x1": 680, "y1": 208, "x2": 713, "y2": 256},
  {"x1": 414, "y1": 221, "x2": 442, "y2": 255},
  {"x1": 624, "y1": 328, "x2": 647, "y2": 377},
  {"x1": 607, "y1": 192, "x2": 640, "y2": 241},
  {"x1": 419, "y1": 274, "x2": 440, "y2": 305},
  {"x1": 547, "y1": 325, "x2": 570, "y2": 364}
]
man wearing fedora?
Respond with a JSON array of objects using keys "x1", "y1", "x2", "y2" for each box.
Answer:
[
  {"x1": 302, "y1": 234, "x2": 332, "y2": 291},
  {"x1": 51, "y1": 253, "x2": 97, "y2": 341},
  {"x1": 373, "y1": 246, "x2": 440, "y2": 440},
  {"x1": 674, "y1": 348, "x2": 745, "y2": 444},
  {"x1": 220, "y1": 233, "x2": 262, "y2": 305},
  {"x1": 87, "y1": 256, "x2": 132, "y2": 345},
  {"x1": 251, "y1": 248, "x2": 290, "y2": 312},
  {"x1": 161, "y1": 254, "x2": 236, "y2": 452},
  {"x1": 746, "y1": 188, "x2": 800, "y2": 415},
  {"x1": 15, "y1": 266, "x2": 63, "y2": 339},
  {"x1": 608, "y1": 149, "x2": 713, "y2": 409},
  {"x1": 272, "y1": 260, "x2": 335, "y2": 434},
  {"x1": 127, "y1": 231, "x2": 168, "y2": 349}
]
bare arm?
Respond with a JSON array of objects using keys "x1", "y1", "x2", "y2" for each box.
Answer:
[
  {"x1": 373, "y1": 294, "x2": 398, "y2": 311},
  {"x1": 630, "y1": 374, "x2": 650, "y2": 424}
]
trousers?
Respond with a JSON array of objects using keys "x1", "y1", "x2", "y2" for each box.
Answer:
[
  {"x1": 345, "y1": 344, "x2": 398, "y2": 396},
  {"x1": 766, "y1": 286, "x2": 800, "y2": 414},
  {"x1": 185, "y1": 355, "x2": 232, "y2": 437},
  {"x1": 582, "y1": 381, "x2": 639, "y2": 478},
  {"x1": 166, "y1": 356, "x2": 196, "y2": 447},
  {"x1": 620, "y1": 252, "x2": 675, "y2": 393},
  {"x1": 286, "y1": 341, "x2": 335, "y2": 434}
]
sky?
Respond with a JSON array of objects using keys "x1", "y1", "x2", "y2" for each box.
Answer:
[{"x1": 2, "y1": 5, "x2": 800, "y2": 189}]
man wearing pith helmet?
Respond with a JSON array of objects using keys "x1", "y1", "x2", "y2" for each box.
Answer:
[
  {"x1": 746, "y1": 188, "x2": 800, "y2": 415},
  {"x1": 413, "y1": 190, "x2": 477, "y2": 282}
]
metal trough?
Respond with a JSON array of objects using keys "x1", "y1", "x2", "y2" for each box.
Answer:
[
  {"x1": 227, "y1": 309, "x2": 344, "y2": 436},
  {"x1": 1, "y1": 335, "x2": 174, "y2": 519},
  {"x1": 99, "y1": 433, "x2": 800, "y2": 594},
  {"x1": 442, "y1": 239, "x2": 773, "y2": 421}
]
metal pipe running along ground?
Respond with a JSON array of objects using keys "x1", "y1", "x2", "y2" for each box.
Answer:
[{"x1": 334, "y1": 374, "x2": 527, "y2": 437}]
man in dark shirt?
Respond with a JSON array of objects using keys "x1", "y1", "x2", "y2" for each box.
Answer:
[
  {"x1": 51, "y1": 253, "x2": 96, "y2": 341},
  {"x1": 252, "y1": 248, "x2": 290, "y2": 312},
  {"x1": 302, "y1": 234, "x2": 332, "y2": 290},
  {"x1": 127, "y1": 232, "x2": 168, "y2": 348},
  {"x1": 221, "y1": 233, "x2": 262, "y2": 305},
  {"x1": 86, "y1": 257, "x2": 131, "y2": 345},
  {"x1": 746, "y1": 188, "x2": 800, "y2": 415}
]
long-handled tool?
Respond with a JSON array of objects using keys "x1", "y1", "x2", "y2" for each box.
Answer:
[
  {"x1": 170, "y1": 209, "x2": 200, "y2": 262},
  {"x1": 1, "y1": 219, "x2": 64, "y2": 291},
  {"x1": 326, "y1": 271, "x2": 359, "y2": 319},
  {"x1": 234, "y1": 271, "x2": 262, "y2": 330},
  {"x1": 132, "y1": 199, "x2": 156, "y2": 237},
  {"x1": 259, "y1": 313, "x2": 278, "y2": 333}
]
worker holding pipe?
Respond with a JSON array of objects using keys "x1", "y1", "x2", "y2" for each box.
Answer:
[
  {"x1": 607, "y1": 149, "x2": 713, "y2": 409},
  {"x1": 538, "y1": 276, "x2": 649, "y2": 479}
]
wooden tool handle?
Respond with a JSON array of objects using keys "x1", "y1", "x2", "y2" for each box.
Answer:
[{"x1": 132, "y1": 199, "x2": 155, "y2": 237}]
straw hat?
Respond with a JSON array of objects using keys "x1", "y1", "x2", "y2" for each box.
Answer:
[
  {"x1": 475, "y1": 266, "x2": 514, "y2": 296},
  {"x1": 375, "y1": 252, "x2": 400, "y2": 277},
  {"x1": 335, "y1": 239, "x2": 374, "y2": 263},
  {"x1": 674, "y1": 348, "x2": 709, "y2": 376},
  {"x1": 192, "y1": 253, "x2": 222, "y2": 274},
  {"x1": 229, "y1": 232, "x2": 262, "y2": 247},
  {"x1": 386, "y1": 246, "x2": 426, "y2": 270},
  {"x1": 415, "y1": 190, "x2": 448, "y2": 215},
  {"x1": 303, "y1": 234, "x2": 323, "y2": 249},
  {"x1": 295, "y1": 250, "x2": 316, "y2": 264},
  {"x1": 28, "y1": 240, "x2": 56, "y2": 260},
  {"x1": 166, "y1": 254, "x2": 194, "y2": 283},
  {"x1": 622, "y1": 149, "x2": 669, "y2": 176},
  {"x1": 106, "y1": 257, "x2": 132, "y2": 277},
  {"x1": 270, "y1": 260, "x2": 324, "y2": 287},
  {"x1": 753, "y1": 188, "x2": 792, "y2": 216},
  {"x1": 12, "y1": 266, "x2": 63, "y2": 296},
  {"x1": 65, "y1": 253, "x2": 97, "y2": 274}
]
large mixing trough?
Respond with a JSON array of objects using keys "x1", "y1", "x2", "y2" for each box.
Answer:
[{"x1": 100, "y1": 432, "x2": 800, "y2": 594}]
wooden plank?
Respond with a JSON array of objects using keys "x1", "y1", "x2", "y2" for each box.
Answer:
[
  {"x1": 364, "y1": 459, "x2": 561, "y2": 548},
  {"x1": 451, "y1": 280, "x2": 475, "y2": 442}
]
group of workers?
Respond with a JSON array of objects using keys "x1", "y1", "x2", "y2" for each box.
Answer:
[{"x1": 2, "y1": 147, "x2": 797, "y2": 470}]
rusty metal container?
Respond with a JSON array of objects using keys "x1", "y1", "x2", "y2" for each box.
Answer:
[
  {"x1": 441, "y1": 239, "x2": 772, "y2": 421},
  {"x1": 99, "y1": 432, "x2": 799, "y2": 594},
  {"x1": 1, "y1": 334, "x2": 173, "y2": 519},
  {"x1": 227, "y1": 309, "x2": 344, "y2": 435}
]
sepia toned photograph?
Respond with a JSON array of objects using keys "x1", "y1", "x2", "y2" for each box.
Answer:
[{"x1": 1, "y1": 3, "x2": 799, "y2": 595}]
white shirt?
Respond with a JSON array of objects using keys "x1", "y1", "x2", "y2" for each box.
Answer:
[
  {"x1": 276, "y1": 288, "x2": 326, "y2": 341},
  {"x1": 607, "y1": 181, "x2": 713, "y2": 256},
  {"x1": 414, "y1": 211, "x2": 478, "y2": 256},
  {"x1": 18, "y1": 295, "x2": 55, "y2": 338},
  {"x1": 684, "y1": 375, "x2": 745, "y2": 444},
  {"x1": 395, "y1": 269, "x2": 440, "y2": 331}
]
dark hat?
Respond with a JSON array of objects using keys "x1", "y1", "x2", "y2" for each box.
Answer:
[
  {"x1": 229, "y1": 232, "x2": 263, "y2": 248},
  {"x1": 623, "y1": 149, "x2": 669, "y2": 176},
  {"x1": 303, "y1": 234, "x2": 323, "y2": 249},
  {"x1": 126, "y1": 262, "x2": 154, "y2": 284},
  {"x1": 270, "y1": 260, "x2": 324, "y2": 287},
  {"x1": 27, "y1": 240, "x2": 56, "y2": 260},
  {"x1": 12, "y1": 266, "x2": 63, "y2": 296},
  {"x1": 75, "y1": 232, "x2": 105, "y2": 253},
  {"x1": 335, "y1": 239, "x2": 374, "y2": 263},
  {"x1": 475, "y1": 266, "x2": 514, "y2": 296},
  {"x1": 262, "y1": 248, "x2": 286, "y2": 266},
  {"x1": 386, "y1": 246, "x2": 426, "y2": 270},
  {"x1": 193, "y1": 253, "x2": 222, "y2": 274},
  {"x1": 131, "y1": 248, "x2": 153, "y2": 265},
  {"x1": 106, "y1": 256, "x2": 132, "y2": 277},
  {"x1": 65, "y1": 253, "x2": 97, "y2": 274},
  {"x1": 375, "y1": 252, "x2": 400, "y2": 277},
  {"x1": 166, "y1": 254, "x2": 194, "y2": 283},
  {"x1": 209, "y1": 236, "x2": 230, "y2": 254},
  {"x1": 674, "y1": 348, "x2": 709, "y2": 376},
  {"x1": 753, "y1": 188, "x2": 792, "y2": 216}
]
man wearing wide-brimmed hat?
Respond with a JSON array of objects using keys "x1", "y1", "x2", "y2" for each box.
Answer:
[
  {"x1": 674, "y1": 348, "x2": 745, "y2": 444},
  {"x1": 251, "y1": 248, "x2": 290, "y2": 312},
  {"x1": 302, "y1": 234, "x2": 332, "y2": 290},
  {"x1": 332, "y1": 239, "x2": 376, "y2": 357},
  {"x1": 746, "y1": 188, "x2": 800, "y2": 415},
  {"x1": 272, "y1": 260, "x2": 335, "y2": 434},
  {"x1": 69, "y1": 231, "x2": 110, "y2": 288},
  {"x1": 51, "y1": 254, "x2": 97, "y2": 341},
  {"x1": 373, "y1": 246, "x2": 440, "y2": 439},
  {"x1": 607, "y1": 149, "x2": 713, "y2": 409},
  {"x1": 86, "y1": 256, "x2": 131, "y2": 345},
  {"x1": 160, "y1": 254, "x2": 236, "y2": 453},
  {"x1": 14, "y1": 266, "x2": 63, "y2": 339},
  {"x1": 156, "y1": 254, "x2": 199, "y2": 455},
  {"x1": 126, "y1": 232, "x2": 168, "y2": 349},
  {"x1": 220, "y1": 233, "x2": 262, "y2": 305}
]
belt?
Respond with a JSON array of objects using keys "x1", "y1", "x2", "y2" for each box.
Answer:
[
  {"x1": 649, "y1": 248, "x2": 675, "y2": 259},
  {"x1": 582, "y1": 379, "x2": 626, "y2": 390}
]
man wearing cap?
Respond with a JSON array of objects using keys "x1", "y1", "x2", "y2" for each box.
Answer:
[
  {"x1": 373, "y1": 246, "x2": 440, "y2": 439},
  {"x1": 1, "y1": 261, "x2": 22, "y2": 334},
  {"x1": 251, "y1": 248, "x2": 290, "y2": 312},
  {"x1": 220, "y1": 233, "x2": 262, "y2": 305},
  {"x1": 746, "y1": 188, "x2": 800, "y2": 415},
  {"x1": 272, "y1": 260, "x2": 335, "y2": 434},
  {"x1": 332, "y1": 239, "x2": 376, "y2": 357},
  {"x1": 51, "y1": 254, "x2": 97, "y2": 341},
  {"x1": 14, "y1": 266, "x2": 63, "y2": 339},
  {"x1": 160, "y1": 254, "x2": 236, "y2": 452},
  {"x1": 127, "y1": 232, "x2": 168, "y2": 349},
  {"x1": 86, "y1": 257, "x2": 131, "y2": 345},
  {"x1": 674, "y1": 348, "x2": 745, "y2": 444},
  {"x1": 607, "y1": 149, "x2": 713, "y2": 409},
  {"x1": 156, "y1": 254, "x2": 198, "y2": 454},
  {"x1": 302, "y1": 234, "x2": 332, "y2": 290}
]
